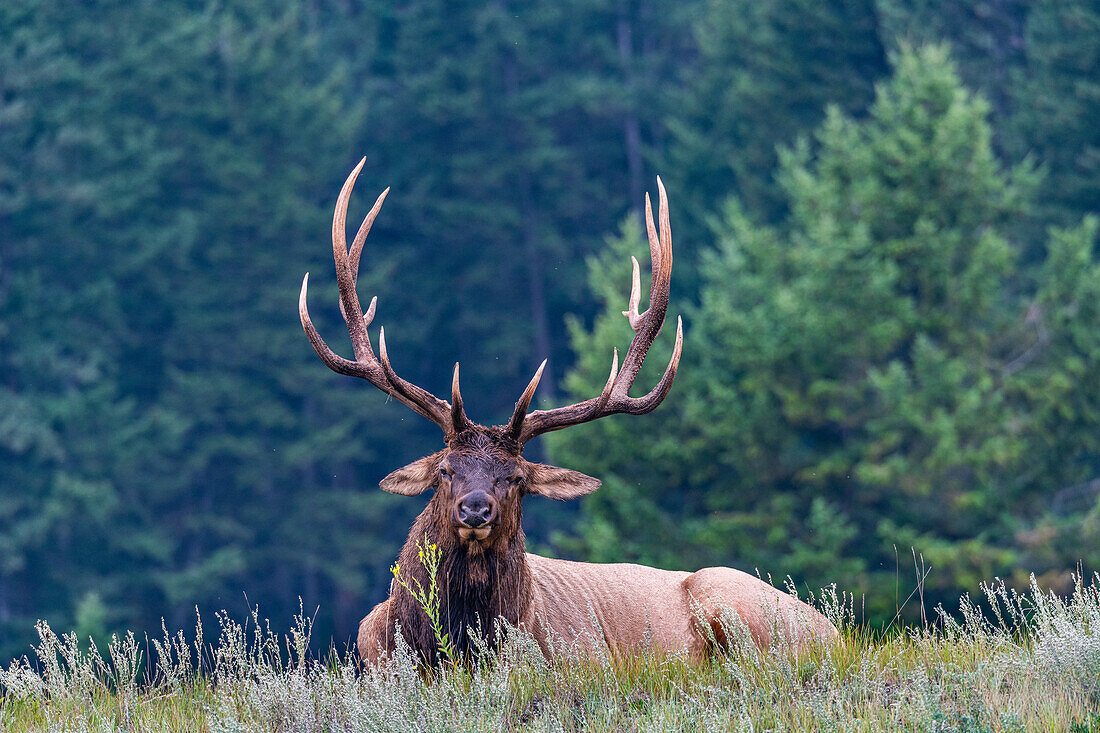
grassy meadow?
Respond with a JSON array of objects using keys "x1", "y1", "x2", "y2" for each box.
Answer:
[{"x1": 1, "y1": 576, "x2": 1098, "y2": 732}]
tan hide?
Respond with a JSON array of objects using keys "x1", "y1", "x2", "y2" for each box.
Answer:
[{"x1": 359, "y1": 553, "x2": 838, "y2": 665}]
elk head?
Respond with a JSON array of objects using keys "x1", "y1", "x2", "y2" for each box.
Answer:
[{"x1": 299, "y1": 158, "x2": 682, "y2": 551}]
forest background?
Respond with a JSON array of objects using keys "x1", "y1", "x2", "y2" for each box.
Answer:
[{"x1": 2, "y1": 0, "x2": 1099, "y2": 662}]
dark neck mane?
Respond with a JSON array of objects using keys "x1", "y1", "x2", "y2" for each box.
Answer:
[{"x1": 389, "y1": 502, "x2": 531, "y2": 666}]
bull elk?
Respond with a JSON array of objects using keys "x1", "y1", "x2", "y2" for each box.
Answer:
[{"x1": 299, "y1": 159, "x2": 838, "y2": 666}]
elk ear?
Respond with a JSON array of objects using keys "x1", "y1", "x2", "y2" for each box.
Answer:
[
  {"x1": 380, "y1": 454, "x2": 440, "y2": 496},
  {"x1": 525, "y1": 463, "x2": 601, "y2": 501}
]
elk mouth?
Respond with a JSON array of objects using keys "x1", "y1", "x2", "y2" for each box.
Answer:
[{"x1": 456, "y1": 525, "x2": 494, "y2": 542}]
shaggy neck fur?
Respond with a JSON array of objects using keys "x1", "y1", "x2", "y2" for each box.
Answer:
[{"x1": 390, "y1": 466, "x2": 532, "y2": 666}]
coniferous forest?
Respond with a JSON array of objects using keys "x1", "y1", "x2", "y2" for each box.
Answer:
[{"x1": 2, "y1": 0, "x2": 1099, "y2": 662}]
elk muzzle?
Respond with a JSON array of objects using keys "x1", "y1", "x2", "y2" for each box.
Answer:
[{"x1": 454, "y1": 490, "x2": 497, "y2": 541}]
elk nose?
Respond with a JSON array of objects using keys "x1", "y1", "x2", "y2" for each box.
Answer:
[{"x1": 457, "y1": 495, "x2": 495, "y2": 528}]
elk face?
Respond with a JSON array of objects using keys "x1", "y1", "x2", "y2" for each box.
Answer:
[
  {"x1": 378, "y1": 428, "x2": 602, "y2": 548},
  {"x1": 438, "y1": 435, "x2": 517, "y2": 544}
]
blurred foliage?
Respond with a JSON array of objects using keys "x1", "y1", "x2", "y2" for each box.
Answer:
[{"x1": 1, "y1": 0, "x2": 1098, "y2": 660}]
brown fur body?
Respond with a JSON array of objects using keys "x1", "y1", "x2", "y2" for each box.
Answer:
[{"x1": 359, "y1": 550, "x2": 839, "y2": 666}]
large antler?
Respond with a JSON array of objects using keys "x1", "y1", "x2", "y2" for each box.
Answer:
[
  {"x1": 507, "y1": 177, "x2": 683, "y2": 445},
  {"x1": 299, "y1": 158, "x2": 470, "y2": 436}
]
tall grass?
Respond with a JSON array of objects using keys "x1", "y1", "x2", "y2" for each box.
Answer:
[{"x1": 2, "y1": 575, "x2": 1098, "y2": 731}]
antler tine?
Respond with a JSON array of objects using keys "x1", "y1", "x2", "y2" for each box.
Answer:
[
  {"x1": 342, "y1": 295, "x2": 380, "y2": 330},
  {"x1": 451, "y1": 363, "x2": 470, "y2": 433},
  {"x1": 514, "y1": 177, "x2": 680, "y2": 445},
  {"x1": 375, "y1": 326, "x2": 455, "y2": 429},
  {"x1": 644, "y1": 188, "x2": 664, "y2": 302},
  {"x1": 507, "y1": 359, "x2": 547, "y2": 440},
  {"x1": 363, "y1": 296, "x2": 378, "y2": 328},
  {"x1": 332, "y1": 158, "x2": 373, "y2": 361},
  {"x1": 622, "y1": 256, "x2": 643, "y2": 331},
  {"x1": 349, "y1": 187, "x2": 389, "y2": 289},
  {"x1": 575, "y1": 348, "x2": 620, "y2": 421},
  {"x1": 302, "y1": 161, "x2": 454, "y2": 433}
]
